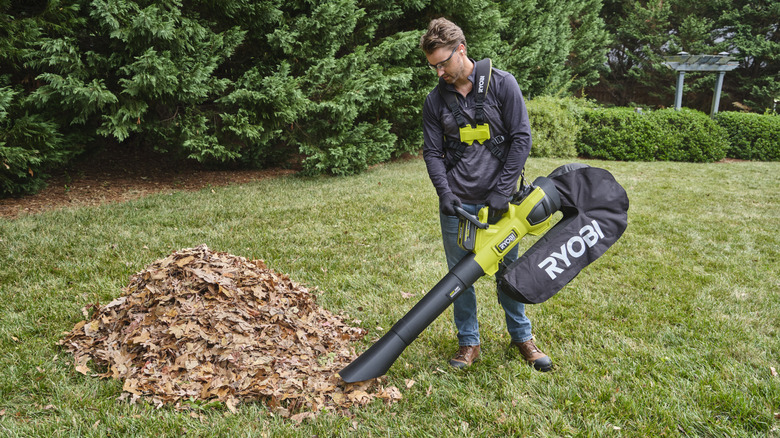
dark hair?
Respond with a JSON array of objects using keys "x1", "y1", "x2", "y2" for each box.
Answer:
[{"x1": 420, "y1": 18, "x2": 466, "y2": 54}]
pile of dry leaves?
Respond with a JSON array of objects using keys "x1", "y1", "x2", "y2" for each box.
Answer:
[{"x1": 59, "y1": 244, "x2": 400, "y2": 418}]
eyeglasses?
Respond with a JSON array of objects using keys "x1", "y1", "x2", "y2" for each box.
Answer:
[{"x1": 428, "y1": 46, "x2": 459, "y2": 71}]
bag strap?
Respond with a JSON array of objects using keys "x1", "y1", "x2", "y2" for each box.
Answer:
[{"x1": 472, "y1": 58, "x2": 492, "y2": 125}]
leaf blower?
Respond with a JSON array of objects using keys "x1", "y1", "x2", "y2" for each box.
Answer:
[{"x1": 338, "y1": 164, "x2": 629, "y2": 383}]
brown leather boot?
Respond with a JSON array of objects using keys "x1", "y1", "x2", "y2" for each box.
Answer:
[
  {"x1": 511, "y1": 339, "x2": 553, "y2": 372},
  {"x1": 449, "y1": 345, "x2": 480, "y2": 369}
]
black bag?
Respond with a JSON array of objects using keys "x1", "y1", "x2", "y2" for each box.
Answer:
[{"x1": 497, "y1": 164, "x2": 629, "y2": 304}]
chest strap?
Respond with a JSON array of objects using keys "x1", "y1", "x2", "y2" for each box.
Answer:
[
  {"x1": 438, "y1": 58, "x2": 493, "y2": 145},
  {"x1": 444, "y1": 135, "x2": 508, "y2": 171},
  {"x1": 439, "y1": 58, "x2": 507, "y2": 170}
]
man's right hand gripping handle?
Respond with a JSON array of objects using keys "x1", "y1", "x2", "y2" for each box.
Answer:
[{"x1": 439, "y1": 192, "x2": 462, "y2": 216}]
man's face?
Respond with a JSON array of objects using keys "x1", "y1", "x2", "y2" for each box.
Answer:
[{"x1": 426, "y1": 44, "x2": 465, "y2": 84}]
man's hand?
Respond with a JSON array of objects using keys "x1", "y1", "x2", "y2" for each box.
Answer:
[
  {"x1": 439, "y1": 192, "x2": 462, "y2": 216},
  {"x1": 486, "y1": 190, "x2": 511, "y2": 216}
]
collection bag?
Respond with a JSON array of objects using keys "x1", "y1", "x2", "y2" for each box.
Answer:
[{"x1": 497, "y1": 164, "x2": 630, "y2": 304}]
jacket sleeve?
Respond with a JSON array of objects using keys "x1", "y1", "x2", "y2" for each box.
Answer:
[
  {"x1": 493, "y1": 74, "x2": 532, "y2": 196},
  {"x1": 422, "y1": 92, "x2": 453, "y2": 197}
]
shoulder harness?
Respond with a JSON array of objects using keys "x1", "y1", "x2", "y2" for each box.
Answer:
[{"x1": 438, "y1": 58, "x2": 508, "y2": 170}]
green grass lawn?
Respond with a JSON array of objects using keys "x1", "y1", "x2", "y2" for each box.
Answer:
[{"x1": 1, "y1": 157, "x2": 778, "y2": 437}]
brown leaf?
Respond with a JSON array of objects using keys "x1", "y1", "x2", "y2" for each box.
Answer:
[
  {"x1": 347, "y1": 390, "x2": 372, "y2": 405},
  {"x1": 130, "y1": 330, "x2": 150, "y2": 344},
  {"x1": 290, "y1": 411, "x2": 316, "y2": 423},
  {"x1": 71, "y1": 320, "x2": 86, "y2": 333},
  {"x1": 225, "y1": 397, "x2": 238, "y2": 414},
  {"x1": 175, "y1": 255, "x2": 196, "y2": 267},
  {"x1": 83, "y1": 320, "x2": 101, "y2": 338},
  {"x1": 378, "y1": 386, "x2": 402, "y2": 403}
]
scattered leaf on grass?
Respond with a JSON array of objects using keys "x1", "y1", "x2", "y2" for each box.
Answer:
[
  {"x1": 290, "y1": 411, "x2": 316, "y2": 423},
  {"x1": 59, "y1": 244, "x2": 399, "y2": 418},
  {"x1": 378, "y1": 386, "x2": 402, "y2": 404}
]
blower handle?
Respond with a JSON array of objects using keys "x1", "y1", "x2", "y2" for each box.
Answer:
[{"x1": 454, "y1": 206, "x2": 489, "y2": 230}]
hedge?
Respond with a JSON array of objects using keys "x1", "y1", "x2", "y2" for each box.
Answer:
[
  {"x1": 715, "y1": 112, "x2": 780, "y2": 161},
  {"x1": 526, "y1": 96, "x2": 586, "y2": 158},
  {"x1": 577, "y1": 107, "x2": 728, "y2": 162},
  {"x1": 649, "y1": 108, "x2": 728, "y2": 163},
  {"x1": 577, "y1": 107, "x2": 660, "y2": 161}
]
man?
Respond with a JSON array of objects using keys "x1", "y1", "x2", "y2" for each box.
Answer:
[{"x1": 419, "y1": 17, "x2": 552, "y2": 372}]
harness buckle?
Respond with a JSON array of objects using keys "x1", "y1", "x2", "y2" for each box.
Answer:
[{"x1": 459, "y1": 123, "x2": 491, "y2": 144}]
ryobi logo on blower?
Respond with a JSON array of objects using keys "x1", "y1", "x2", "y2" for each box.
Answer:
[
  {"x1": 496, "y1": 231, "x2": 518, "y2": 253},
  {"x1": 538, "y1": 220, "x2": 605, "y2": 279},
  {"x1": 477, "y1": 74, "x2": 486, "y2": 93}
]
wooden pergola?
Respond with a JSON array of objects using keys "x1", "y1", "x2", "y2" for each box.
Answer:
[{"x1": 662, "y1": 52, "x2": 740, "y2": 117}]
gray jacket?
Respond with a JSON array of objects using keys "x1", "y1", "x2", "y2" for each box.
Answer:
[{"x1": 422, "y1": 60, "x2": 532, "y2": 204}]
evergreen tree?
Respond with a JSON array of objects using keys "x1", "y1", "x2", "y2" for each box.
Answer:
[
  {"x1": 422, "y1": 0, "x2": 609, "y2": 98},
  {"x1": 492, "y1": 0, "x2": 609, "y2": 97},
  {"x1": 0, "y1": 0, "x2": 81, "y2": 194},
  {"x1": 597, "y1": 0, "x2": 779, "y2": 112},
  {"x1": 1, "y1": 0, "x2": 611, "y2": 195},
  {"x1": 598, "y1": 0, "x2": 674, "y2": 106},
  {"x1": 718, "y1": 0, "x2": 780, "y2": 112}
]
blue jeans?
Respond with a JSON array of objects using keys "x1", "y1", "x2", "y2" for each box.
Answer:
[{"x1": 440, "y1": 203, "x2": 533, "y2": 346}]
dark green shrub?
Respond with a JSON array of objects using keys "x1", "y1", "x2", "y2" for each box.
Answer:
[
  {"x1": 0, "y1": 0, "x2": 614, "y2": 195},
  {"x1": 0, "y1": 3, "x2": 83, "y2": 195},
  {"x1": 715, "y1": 112, "x2": 780, "y2": 161},
  {"x1": 577, "y1": 107, "x2": 659, "y2": 160},
  {"x1": 0, "y1": 111, "x2": 67, "y2": 196},
  {"x1": 649, "y1": 108, "x2": 728, "y2": 162},
  {"x1": 578, "y1": 107, "x2": 729, "y2": 162},
  {"x1": 526, "y1": 96, "x2": 585, "y2": 158},
  {"x1": 0, "y1": 83, "x2": 79, "y2": 196}
]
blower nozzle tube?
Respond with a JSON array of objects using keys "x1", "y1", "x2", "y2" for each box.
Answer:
[{"x1": 338, "y1": 254, "x2": 484, "y2": 383}]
